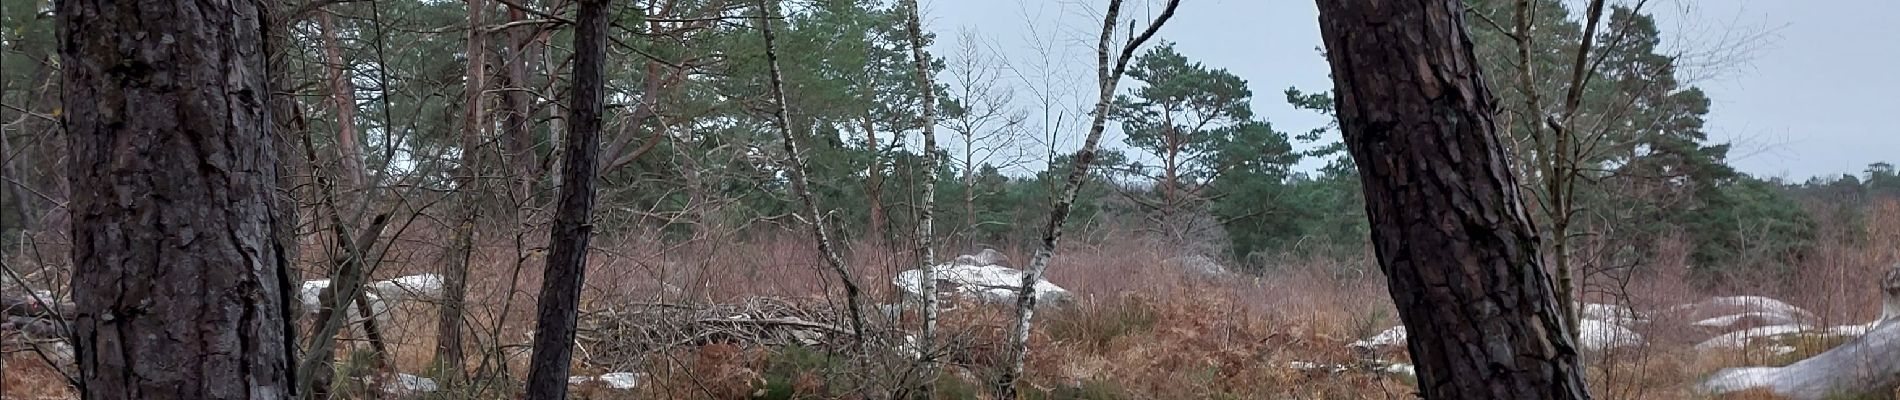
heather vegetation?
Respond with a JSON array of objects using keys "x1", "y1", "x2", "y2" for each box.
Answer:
[{"x1": 2, "y1": 0, "x2": 1895, "y2": 399}]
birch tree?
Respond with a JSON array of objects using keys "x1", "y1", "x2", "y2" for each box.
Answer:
[{"x1": 995, "y1": 0, "x2": 1180, "y2": 397}]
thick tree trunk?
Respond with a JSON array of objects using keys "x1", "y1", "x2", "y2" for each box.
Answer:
[
  {"x1": 522, "y1": 0, "x2": 608, "y2": 397},
  {"x1": 1314, "y1": 1, "x2": 1590, "y2": 398},
  {"x1": 899, "y1": 0, "x2": 942, "y2": 393},
  {"x1": 61, "y1": 0, "x2": 297, "y2": 398},
  {"x1": 995, "y1": 1, "x2": 1178, "y2": 397}
]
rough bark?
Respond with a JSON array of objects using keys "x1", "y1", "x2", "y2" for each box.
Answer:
[
  {"x1": 1, "y1": 127, "x2": 33, "y2": 230},
  {"x1": 61, "y1": 0, "x2": 297, "y2": 397},
  {"x1": 319, "y1": 12, "x2": 367, "y2": 192},
  {"x1": 501, "y1": 5, "x2": 538, "y2": 201},
  {"x1": 1314, "y1": 0, "x2": 1590, "y2": 398},
  {"x1": 757, "y1": 0, "x2": 869, "y2": 351},
  {"x1": 899, "y1": 0, "x2": 942, "y2": 393},
  {"x1": 437, "y1": 0, "x2": 489, "y2": 382},
  {"x1": 995, "y1": 0, "x2": 1178, "y2": 397},
  {"x1": 521, "y1": 0, "x2": 608, "y2": 396},
  {"x1": 863, "y1": 115, "x2": 886, "y2": 241}
]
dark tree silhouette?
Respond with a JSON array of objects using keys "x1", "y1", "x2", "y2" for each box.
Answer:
[
  {"x1": 1313, "y1": 0, "x2": 1591, "y2": 398},
  {"x1": 523, "y1": 0, "x2": 610, "y2": 397}
]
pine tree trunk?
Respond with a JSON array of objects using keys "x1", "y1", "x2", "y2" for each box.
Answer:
[
  {"x1": 522, "y1": 0, "x2": 609, "y2": 396},
  {"x1": 320, "y1": 12, "x2": 367, "y2": 193},
  {"x1": 863, "y1": 115, "x2": 886, "y2": 242},
  {"x1": 62, "y1": 0, "x2": 297, "y2": 397},
  {"x1": 1314, "y1": 0, "x2": 1590, "y2": 398},
  {"x1": 900, "y1": 0, "x2": 942, "y2": 394},
  {"x1": 502, "y1": 6, "x2": 538, "y2": 202},
  {"x1": 437, "y1": 0, "x2": 489, "y2": 383}
]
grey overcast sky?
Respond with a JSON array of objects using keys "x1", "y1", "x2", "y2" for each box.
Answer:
[{"x1": 921, "y1": 0, "x2": 1897, "y2": 180}]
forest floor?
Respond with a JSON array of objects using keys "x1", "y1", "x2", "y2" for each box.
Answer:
[{"x1": 6, "y1": 204, "x2": 1899, "y2": 399}]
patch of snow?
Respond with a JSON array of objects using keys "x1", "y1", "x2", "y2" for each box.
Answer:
[
  {"x1": 1580, "y1": 319, "x2": 1645, "y2": 351},
  {"x1": 1581, "y1": 303, "x2": 1645, "y2": 325},
  {"x1": 894, "y1": 264, "x2": 1071, "y2": 305},
  {"x1": 1695, "y1": 324, "x2": 1815, "y2": 350},
  {"x1": 1699, "y1": 367, "x2": 1780, "y2": 395},
  {"x1": 1826, "y1": 322, "x2": 1881, "y2": 337},
  {"x1": 386, "y1": 373, "x2": 438, "y2": 394},
  {"x1": 1287, "y1": 361, "x2": 1349, "y2": 373},
  {"x1": 368, "y1": 273, "x2": 444, "y2": 302},
  {"x1": 1350, "y1": 326, "x2": 1407, "y2": 349},
  {"x1": 1383, "y1": 363, "x2": 1415, "y2": 376},
  {"x1": 1670, "y1": 296, "x2": 1816, "y2": 322},
  {"x1": 1356, "y1": 318, "x2": 1638, "y2": 351},
  {"x1": 1694, "y1": 312, "x2": 1805, "y2": 329},
  {"x1": 298, "y1": 280, "x2": 390, "y2": 323},
  {"x1": 952, "y1": 249, "x2": 1012, "y2": 267},
  {"x1": 597, "y1": 372, "x2": 641, "y2": 389}
]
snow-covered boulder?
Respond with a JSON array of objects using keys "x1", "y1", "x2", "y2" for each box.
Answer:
[
  {"x1": 1667, "y1": 296, "x2": 1817, "y2": 324},
  {"x1": 572, "y1": 372, "x2": 643, "y2": 390},
  {"x1": 1693, "y1": 311, "x2": 1805, "y2": 330},
  {"x1": 384, "y1": 373, "x2": 438, "y2": 395},
  {"x1": 298, "y1": 279, "x2": 389, "y2": 322},
  {"x1": 1350, "y1": 326, "x2": 1408, "y2": 349},
  {"x1": 1353, "y1": 318, "x2": 1642, "y2": 352},
  {"x1": 368, "y1": 273, "x2": 444, "y2": 302},
  {"x1": 952, "y1": 249, "x2": 1012, "y2": 267},
  {"x1": 893, "y1": 263, "x2": 1070, "y2": 305}
]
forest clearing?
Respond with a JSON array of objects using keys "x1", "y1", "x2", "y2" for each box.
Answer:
[{"x1": 2, "y1": 0, "x2": 1897, "y2": 399}]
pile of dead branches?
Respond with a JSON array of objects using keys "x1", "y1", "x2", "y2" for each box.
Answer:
[{"x1": 575, "y1": 296, "x2": 874, "y2": 369}]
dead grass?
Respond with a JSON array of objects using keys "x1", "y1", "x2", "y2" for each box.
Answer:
[{"x1": 5, "y1": 201, "x2": 1899, "y2": 399}]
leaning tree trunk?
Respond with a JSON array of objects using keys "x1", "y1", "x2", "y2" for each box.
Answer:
[
  {"x1": 1313, "y1": 0, "x2": 1591, "y2": 398},
  {"x1": 61, "y1": 0, "x2": 297, "y2": 398},
  {"x1": 758, "y1": 0, "x2": 870, "y2": 353},
  {"x1": 994, "y1": 0, "x2": 1179, "y2": 397},
  {"x1": 522, "y1": 0, "x2": 609, "y2": 397},
  {"x1": 1701, "y1": 266, "x2": 1900, "y2": 399}
]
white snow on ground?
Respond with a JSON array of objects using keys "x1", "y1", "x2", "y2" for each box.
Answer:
[
  {"x1": 1353, "y1": 318, "x2": 1643, "y2": 352},
  {"x1": 893, "y1": 264, "x2": 1071, "y2": 304},
  {"x1": 1700, "y1": 367, "x2": 1780, "y2": 395},
  {"x1": 1350, "y1": 326, "x2": 1407, "y2": 349},
  {"x1": 385, "y1": 373, "x2": 438, "y2": 394},
  {"x1": 1580, "y1": 319, "x2": 1645, "y2": 350}
]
